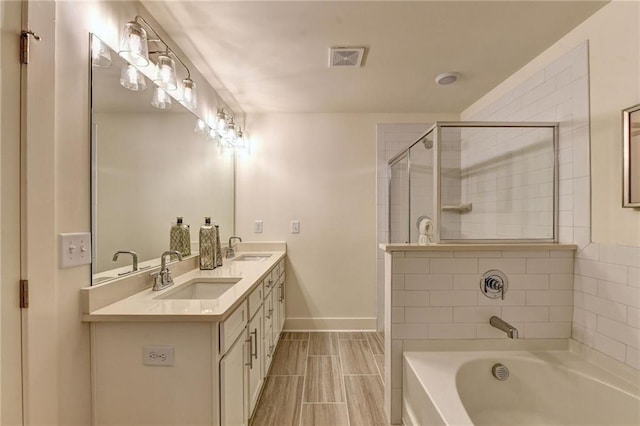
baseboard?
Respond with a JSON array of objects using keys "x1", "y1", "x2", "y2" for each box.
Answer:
[{"x1": 284, "y1": 317, "x2": 377, "y2": 331}]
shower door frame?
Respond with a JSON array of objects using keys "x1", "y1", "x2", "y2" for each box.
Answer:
[{"x1": 388, "y1": 121, "x2": 560, "y2": 244}]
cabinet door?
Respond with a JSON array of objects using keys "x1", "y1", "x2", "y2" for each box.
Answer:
[
  {"x1": 247, "y1": 309, "x2": 263, "y2": 416},
  {"x1": 271, "y1": 285, "x2": 281, "y2": 341},
  {"x1": 263, "y1": 325, "x2": 274, "y2": 374},
  {"x1": 220, "y1": 328, "x2": 248, "y2": 426}
]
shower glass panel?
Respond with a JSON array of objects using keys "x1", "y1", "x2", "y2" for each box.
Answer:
[
  {"x1": 389, "y1": 155, "x2": 409, "y2": 243},
  {"x1": 408, "y1": 136, "x2": 434, "y2": 243},
  {"x1": 388, "y1": 122, "x2": 559, "y2": 243}
]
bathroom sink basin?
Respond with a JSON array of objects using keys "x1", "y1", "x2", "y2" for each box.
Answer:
[
  {"x1": 233, "y1": 254, "x2": 272, "y2": 261},
  {"x1": 156, "y1": 277, "x2": 240, "y2": 300}
]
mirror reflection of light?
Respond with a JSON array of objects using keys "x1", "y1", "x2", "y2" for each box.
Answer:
[{"x1": 151, "y1": 87, "x2": 172, "y2": 110}]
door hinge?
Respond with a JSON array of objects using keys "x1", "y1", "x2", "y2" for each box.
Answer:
[
  {"x1": 20, "y1": 280, "x2": 28, "y2": 308},
  {"x1": 20, "y1": 30, "x2": 41, "y2": 65}
]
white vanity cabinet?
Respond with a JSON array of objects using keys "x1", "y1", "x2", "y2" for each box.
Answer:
[{"x1": 86, "y1": 250, "x2": 286, "y2": 426}]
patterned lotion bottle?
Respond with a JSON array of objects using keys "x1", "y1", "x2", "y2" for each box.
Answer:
[
  {"x1": 169, "y1": 216, "x2": 191, "y2": 258},
  {"x1": 199, "y1": 217, "x2": 215, "y2": 270}
]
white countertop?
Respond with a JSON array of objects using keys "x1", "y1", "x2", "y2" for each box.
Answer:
[{"x1": 83, "y1": 248, "x2": 286, "y2": 322}]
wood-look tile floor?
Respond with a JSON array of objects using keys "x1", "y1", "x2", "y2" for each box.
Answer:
[{"x1": 251, "y1": 332, "x2": 388, "y2": 426}]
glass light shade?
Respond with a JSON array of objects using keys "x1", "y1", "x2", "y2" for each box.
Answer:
[
  {"x1": 216, "y1": 110, "x2": 227, "y2": 132},
  {"x1": 207, "y1": 127, "x2": 220, "y2": 143},
  {"x1": 120, "y1": 65, "x2": 146, "y2": 92},
  {"x1": 91, "y1": 37, "x2": 112, "y2": 67},
  {"x1": 151, "y1": 86, "x2": 172, "y2": 109},
  {"x1": 181, "y1": 78, "x2": 197, "y2": 109},
  {"x1": 118, "y1": 21, "x2": 149, "y2": 67},
  {"x1": 153, "y1": 55, "x2": 177, "y2": 91},
  {"x1": 194, "y1": 119, "x2": 208, "y2": 135}
]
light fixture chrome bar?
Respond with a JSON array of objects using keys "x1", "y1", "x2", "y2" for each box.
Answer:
[{"x1": 133, "y1": 15, "x2": 191, "y2": 78}]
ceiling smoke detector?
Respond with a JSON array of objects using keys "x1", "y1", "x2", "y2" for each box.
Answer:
[{"x1": 329, "y1": 47, "x2": 366, "y2": 68}]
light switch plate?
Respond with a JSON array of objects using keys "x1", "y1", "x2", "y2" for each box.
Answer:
[
  {"x1": 291, "y1": 221, "x2": 300, "y2": 234},
  {"x1": 254, "y1": 220, "x2": 263, "y2": 233},
  {"x1": 59, "y1": 232, "x2": 92, "y2": 268}
]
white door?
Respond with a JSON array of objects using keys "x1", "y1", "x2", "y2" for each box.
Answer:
[{"x1": 1, "y1": 1, "x2": 25, "y2": 424}]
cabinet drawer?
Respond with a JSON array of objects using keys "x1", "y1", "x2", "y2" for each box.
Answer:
[
  {"x1": 219, "y1": 301, "x2": 247, "y2": 355},
  {"x1": 248, "y1": 283, "x2": 263, "y2": 320}
]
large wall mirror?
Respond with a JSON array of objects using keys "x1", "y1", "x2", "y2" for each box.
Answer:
[
  {"x1": 623, "y1": 103, "x2": 640, "y2": 208},
  {"x1": 90, "y1": 34, "x2": 235, "y2": 284}
]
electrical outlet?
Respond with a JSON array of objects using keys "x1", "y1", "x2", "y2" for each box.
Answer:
[
  {"x1": 291, "y1": 221, "x2": 300, "y2": 234},
  {"x1": 143, "y1": 345, "x2": 175, "y2": 366},
  {"x1": 59, "y1": 232, "x2": 92, "y2": 268},
  {"x1": 254, "y1": 220, "x2": 263, "y2": 233}
]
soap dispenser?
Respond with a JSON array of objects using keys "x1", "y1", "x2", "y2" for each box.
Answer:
[
  {"x1": 199, "y1": 217, "x2": 215, "y2": 270},
  {"x1": 170, "y1": 216, "x2": 191, "y2": 258}
]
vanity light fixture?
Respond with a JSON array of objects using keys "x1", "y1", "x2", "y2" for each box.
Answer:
[
  {"x1": 151, "y1": 86, "x2": 172, "y2": 109},
  {"x1": 92, "y1": 36, "x2": 112, "y2": 67},
  {"x1": 119, "y1": 16, "x2": 198, "y2": 108},
  {"x1": 194, "y1": 118, "x2": 208, "y2": 135},
  {"x1": 120, "y1": 64, "x2": 146, "y2": 92}
]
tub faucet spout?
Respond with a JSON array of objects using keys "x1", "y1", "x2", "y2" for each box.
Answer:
[{"x1": 490, "y1": 316, "x2": 519, "y2": 339}]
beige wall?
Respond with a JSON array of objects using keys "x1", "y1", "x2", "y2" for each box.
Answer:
[
  {"x1": 237, "y1": 113, "x2": 455, "y2": 330},
  {"x1": 463, "y1": 0, "x2": 640, "y2": 247}
]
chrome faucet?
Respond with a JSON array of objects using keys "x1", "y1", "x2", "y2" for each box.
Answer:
[
  {"x1": 113, "y1": 250, "x2": 138, "y2": 275},
  {"x1": 490, "y1": 316, "x2": 519, "y2": 339},
  {"x1": 226, "y1": 236, "x2": 243, "y2": 259},
  {"x1": 152, "y1": 250, "x2": 182, "y2": 291}
]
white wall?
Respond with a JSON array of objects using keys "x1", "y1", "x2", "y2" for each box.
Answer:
[{"x1": 238, "y1": 113, "x2": 454, "y2": 330}]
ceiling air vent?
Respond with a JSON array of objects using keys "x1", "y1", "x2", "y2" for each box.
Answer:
[{"x1": 329, "y1": 47, "x2": 366, "y2": 68}]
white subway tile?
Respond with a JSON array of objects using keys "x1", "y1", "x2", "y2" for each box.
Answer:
[
  {"x1": 573, "y1": 227, "x2": 591, "y2": 252},
  {"x1": 550, "y1": 306, "x2": 573, "y2": 322},
  {"x1": 626, "y1": 347, "x2": 640, "y2": 371},
  {"x1": 597, "y1": 280, "x2": 640, "y2": 309},
  {"x1": 628, "y1": 307, "x2": 640, "y2": 329},
  {"x1": 597, "y1": 317, "x2": 640, "y2": 349},
  {"x1": 393, "y1": 257, "x2": 430, "y2": 274},
  {"x1": 404, "y1": 274, "x2": 453, "y2": 291},
  {"x1": 391, "y1": 274, "x2": 405, "y2": 290},
  {"x1": 629, "y1": 267, "x2": 640, "y2": 287},
  {"x1": 430, "y1": 290, "x2": 477, "y2": 307},
  {"x1": 477, "y1": 323, "x2": 519, "y2": 339},
  {"x1": 593, "y1": 332, "x2": 627, "y2": 363},
  {"x1": 599, "y1": 244, "x2": 640, "y2": 267},
  {"x1": 453, "y1": 307, "x2": 500, "y2": 323},
  {"x1": 572, "y1": 324, "x2": 596, "y2": 347},
  {"x1": 574, "y1": 274, "x2": 597, "y2": 295},
  {"x1": 550, "y1": 274, "x2": 573, "y2": 290},
  {"x1": 502, "y1": 306, "x2": 549, "y2": 323},
  {"x1": 573, "y1": 176, "x2": 590, "y2": 227},
  {"x1": 575, "y1": 259, "x2": 628, "y2": 284},
  {"x1": 391, "y1": 307, "x2": 405, "y2": 324},
  {"x1": 549, "y1": 250, "x2": 574, "y2": 258},
  {"x1": 478, "y1": 258, "x2": 527, "y2": 273},
  {"x1": 430, "y1": 258, "x2": 478, "y2": 274},
  {"x1": 428, "y1": 323, "x2": 477, "y2": 339},
  {"x1": 509, "y1": 274, "x2": 549, "y2": 290},
  {"x1": 391, "y1": 339, "x2": 403, "y2": 385},
  {"x1": 404, "y1": 307, "x2": 453, "y2": 323},
  {"x1": 573, "y1": 307, "x2": 597, "y2": 330},
  {"x1": 572, "y1": 126, "x2": 590, "y2": 179},
  {"x1": 454, "y1": 251, "x2": 503, "y2": 258},
  {"x1": 525, "y1": 322, "x2": 571, "y2": 338},
  {"x1": 526, "y1": 290, "x2": 573, "y2": 306},
  {"x1": 577, "y1": 243, "x2": 599, "y2": 260},
  {"x1": 391, "y1": 323, "x2": 428, "y2": 340},
  {"x1": 478, "y1": 290, "x2": 526, "y2": 307},
  {"x1": 392, "y1": 291, "x2": 429, "y2": 307},
  {"x1": 453, "y1": 274, "x2": 481, "y2": 290},
  {"x1": 574, "y1": 292, "x2": 627, "y2": 323},
  {"x1": 527, "y1": 258, "x2": 573, "y2": 274}
]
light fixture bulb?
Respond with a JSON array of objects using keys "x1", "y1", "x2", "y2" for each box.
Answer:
[
  {"x1": 194, "y1": 119, "x2": 208, "y2": 135},
  {"x1": 151, "y1": 86, "x2": 172, "y2": 109},
  {"x1": 118, "y1": 20, "x2": 149, "y2": 67},
  {"x1": 216, "y1": 110, "x2": 227, "y2": 132},
  {"x1": 91, "y1": 37, "x2": 112, "y2": 67},
  {"x1": 181, "y1": 78, "x2": 197, "y2": 109},
  {"x1": 153, "y1": 54, "x2": 177, "y2": 91},
  {"x1": 207, "y1": 127, "x2": 220, "y2": 142},
  {"x1": 119, "y1": 65, "x2": 146, "y2": 92}
]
